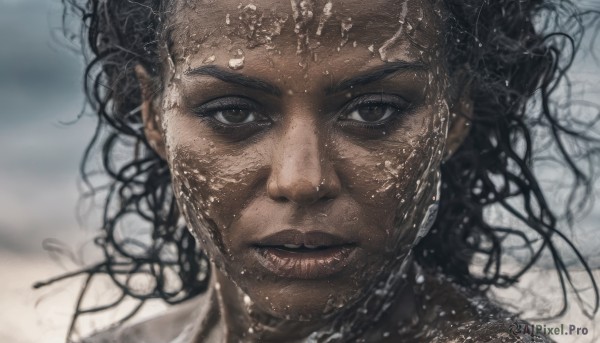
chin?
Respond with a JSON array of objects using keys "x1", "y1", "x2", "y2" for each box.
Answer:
[{"x1": 242, "y1": 276, "x2": 365, "y2": 321}]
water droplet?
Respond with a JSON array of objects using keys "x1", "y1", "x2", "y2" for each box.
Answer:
[
  {"x1": 378, "y1": 0, "x2": 409, "y2": 61},
  {"x1": 340, "y1": 17, "x2": 353, "y2": 47},
  {"x1": 291, "y1": 0, "x2": 315, "y2": 53},
  {"x1": 228, "y1": 49, "x2": 245, "y2": 70},
  {"x1": 315, "y1": 0, "x2": 332, "y2": 36}
]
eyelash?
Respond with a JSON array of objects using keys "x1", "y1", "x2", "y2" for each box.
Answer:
[
  {"x1": 191, "y1": 94, "x2": 411, "y2": 134},
  {"x1": 338, "y1": 94, "x2": 410, "y2": 129},
  {"x1": 192, "y1": 97, "x2": 269, "y2": 135}
]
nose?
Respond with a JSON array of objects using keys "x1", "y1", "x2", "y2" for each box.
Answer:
[{"x1": 267, "y1": 116, "x2": 341, "y2": 205}]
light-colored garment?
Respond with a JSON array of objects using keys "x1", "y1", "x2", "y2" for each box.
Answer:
[{"x1": 82, "y1": 289, "x2": 214, "y2": 343}]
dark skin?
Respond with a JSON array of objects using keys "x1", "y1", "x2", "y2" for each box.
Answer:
[{"x1": 134, "y1": 0, "x2": 484, "y2": 341}]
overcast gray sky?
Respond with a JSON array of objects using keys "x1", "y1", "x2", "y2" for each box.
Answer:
[{"x1": 0, "y1": 0, "x2": 94, "y2": 253}]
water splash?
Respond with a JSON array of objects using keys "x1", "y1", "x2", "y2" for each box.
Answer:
[
  {"x1": 202, "y1": 55, "x2": 216, "y2": 64},
  {"x1": 232, "y1": 4, "x2": 289, "y2": 49},
  {"x1": 339, "y1": 17, "x2": 353, "y2": 47},
  {"x1": 378, "y1": 0, "x2": 409, "y2": 62},
  {"x1": 228, "y1": 49, "x2": 245, "y2": 70},
  {"x1": 305, "y1": 250, "x2": 415, "y2": 343},
  {"x1": 412, "y1": 177, "x2": 440, "y2": 245},
  {"x1": 291, "y1": 0, "x2": 315, "y2": 53},
  {"x1": 315, "y1": 0, "x2": 333, "y2": 36}
]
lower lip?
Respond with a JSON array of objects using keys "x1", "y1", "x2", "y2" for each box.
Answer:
[{"x1": 253, "y1": 246, "x2": 356, "y2": 279}]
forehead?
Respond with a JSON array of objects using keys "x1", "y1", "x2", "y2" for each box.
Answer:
[
  {"x1": 170, "y1": 0, "x2": 437, "y2": 25},
  {"x1": 161, "y1": 0, "x2": 449, "y2": 97},
  {"x1": 166, "y1": 0, "x2": 443, "y2": 60}
]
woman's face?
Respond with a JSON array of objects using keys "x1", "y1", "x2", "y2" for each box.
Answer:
[{"x1": 144, "y1": 0, "x2": 465, "y2": 320}]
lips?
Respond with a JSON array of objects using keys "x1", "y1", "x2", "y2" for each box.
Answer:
[{"x1": 251, "y1": 229, "x2": 357, "y2": 279}]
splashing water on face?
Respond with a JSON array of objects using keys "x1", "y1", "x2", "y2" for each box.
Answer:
[
  {"x1": 290, "y1": 0, "x2": 315, "y2": 53},
  {"x1": 378, "y1": 0, "x2": 409, "y2": 62},
  {"x1": 202, "y1": 55, "x2": 216, "y2": 64},
  {"x1": 339, "y1": 17, "x2": 353, "y2": 47},
  {"x1": 228, "y1": 49, "x2": 245, "y2": 69},
  {"x1": 315, "y1": 0, "x2": 333, "y2": 36}
]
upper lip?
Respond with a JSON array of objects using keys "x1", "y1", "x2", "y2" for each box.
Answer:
[{"x1": 253, "y1": 229, "x2": 354, "y2": 247}]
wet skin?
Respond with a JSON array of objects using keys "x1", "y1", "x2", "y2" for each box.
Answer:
[{"x1": 138, "y1": 0, "x2": 471, "y2": 340}]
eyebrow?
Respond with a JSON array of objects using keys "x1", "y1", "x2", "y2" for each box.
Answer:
[
  {"x1": 183, "y1": 61, "x2": 426, "y2": 97},
  {"x1": 184, "y1": 65, "x2": 282, "y2": 96},
  {"x1": 325, "y1": 61, "x2": 427, "y2": 95}
]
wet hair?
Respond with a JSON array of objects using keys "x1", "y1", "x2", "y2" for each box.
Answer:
[{"x1": 37, "y1": 0, "x2": 599, "y2": 340}]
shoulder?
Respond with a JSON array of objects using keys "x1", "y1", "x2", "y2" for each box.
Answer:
[
  {"x1": 421, "y1": 274, "x2": 555, "y2": 343},
  {"x1": 81, "y1": 293, "x2": 214, "y2": 343},
  {"x1": 429, "y1": 319, "x2": 555, "y2": 343}
]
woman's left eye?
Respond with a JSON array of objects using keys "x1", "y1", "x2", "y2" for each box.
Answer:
[
  {"x1": 212, "y1": 109, "x2": 258, "y2": 125},
  {"x1": 339, "y1": 94, "x2": 410, "y2": 127},
  {"x1": 345, "y1": 105, "x2": 396, "y2": 123},
  {"x1": 191, "y1": 97, "x2": 269, "y2": 128}
]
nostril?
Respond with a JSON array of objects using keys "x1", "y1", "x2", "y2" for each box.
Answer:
[
  {"x1": 267, "y1": 177, "x2": 326, "y2": 205},
  {"x1": 272, "y1": 195, "x2": 288, "y2": 202},
  {"x1": 266, "y1": 141, "x2": 341, "y2": 204}
]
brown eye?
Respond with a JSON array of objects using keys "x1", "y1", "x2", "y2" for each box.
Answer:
[
  {"x1": 339, "y1": 94, "x2": 410, "y2": 126},
  {"x1": 192, "y1": 97, "x2": 266, "y2": 127},
  {"x1": 356, "y1": 105, "x2": 391, "y2": 122},
  {"x1": 216, "y1": 109, "x2": 255, "y2": 124},
  {"x1": 346, "y1": 105, "x2": 396, "y2": 123}
]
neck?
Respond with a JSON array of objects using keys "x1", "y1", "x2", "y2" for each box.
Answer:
[{"x1": 210, "y1": 257, "x2": 420, "y2": 342}]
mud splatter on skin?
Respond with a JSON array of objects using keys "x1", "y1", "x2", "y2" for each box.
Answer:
[
  {"x1": 339, "y1": 17, "x2": 353, "y2": 47},
  {"x1": 228, "y1": 49, "x2": 245, "y2": 70},
  {"x1": 151, "y1": 0, "x2": 462, "y2": 340},
  {"x1": 378, "y1": 0, "x2": 409, "y2": 62},
  {"x1": 315, "y1": 0, "x2": 333, "y2": 36},
  {"x1": 229, "y1": 4, "x2": 290, "y2": 49},
  {"x1": 290, "y1": 0, "x2": 315, "y2": 53}
]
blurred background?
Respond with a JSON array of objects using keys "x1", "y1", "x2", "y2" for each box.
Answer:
[
  {"x1": 0, "y1": 0, "x2": 599, "y2": 342},
  {"x1": 0, "y1": 1, "x2": 97, "y2": 342}
]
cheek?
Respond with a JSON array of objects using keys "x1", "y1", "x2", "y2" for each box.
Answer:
[
  {"x1": 334, "y1": 99, "x2": 448, "y2": 248},
  {"x1": 167, "y1": 130, "x2": 267, "y2": 270},
  {"x1": 169, "y1": 148, "x2": 226, "y2": 265}
]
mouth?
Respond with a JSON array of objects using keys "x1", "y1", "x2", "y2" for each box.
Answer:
[{"x1": 251, "y1": 229, "x2": 357, "y2": 279}]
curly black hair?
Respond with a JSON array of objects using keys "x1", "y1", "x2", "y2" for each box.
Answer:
[{"x1": 35, "y1": 0, "x2": 600, "y2": 341}]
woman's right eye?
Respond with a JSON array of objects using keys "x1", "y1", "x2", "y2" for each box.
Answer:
[
  {"x1": 212, "y1": 109, "x2": 258, "y2": 125},
  {"x1": 192, "y1": 97, "x2": 269, "y2": 127}
]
